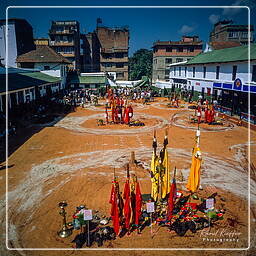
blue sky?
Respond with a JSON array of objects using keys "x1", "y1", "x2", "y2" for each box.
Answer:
[{"x1": 0, "y1": 0, "x2": 255, "y2": 55}]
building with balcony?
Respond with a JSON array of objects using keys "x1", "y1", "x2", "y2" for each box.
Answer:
[
  {"x1": 0, "y1": 18, "x2": 35, "y2": 67},
  {"x1": 152, "y1": 36, "x2": 203, "y2": 84},
  {"x1": 169, "y1": 44, "x2": 256, "y2": 121},
  {"x1": 209, "y1": 20, "x2": 254, "y2": 46},
  {"x1": 34, "y1": 38, "x2": 49, "y2": 46},
  {"x1": 49, "y1": 20, "x2": 80, "y2": 71},
  {"x1": 96, "y1": 26, "x2": 129, "y2": 80}
]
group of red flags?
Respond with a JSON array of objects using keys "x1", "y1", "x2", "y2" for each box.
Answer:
[{"x1": 109, "y1": 174, "x2": 142, "y2": 236}]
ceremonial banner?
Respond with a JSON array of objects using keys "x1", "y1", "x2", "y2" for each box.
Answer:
[
  {"x1": 123, "y1": 179, "x2": 131, "y2": 230},
  {"x1": 135, "y1": 182, "x2": 142, "y2": 225},
  {"x1": 161, "y1": 136, "x2": 170, "y2": 199}
]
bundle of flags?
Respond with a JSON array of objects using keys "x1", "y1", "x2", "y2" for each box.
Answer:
[
  {"x1": 109, "y1": 168, "x2": 142, "y2": 236},
  {"x1": 150, "y1": 130, "x2": 170, "y2": 202}
]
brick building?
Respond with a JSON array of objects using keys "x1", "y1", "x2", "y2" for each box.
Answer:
[
  {"x1": 80, "y1": 32, "x2": 100, "y2": 73},
  {"x1": 152, "y1": 36, "x2": 203, "y2": 84},
  {"x1": 96, "y1": 26, "x2": 129, "y2": 80},
  {"x1": 49, "y1": 20, "x2": 80, "y2": 71},
  {"x1": 209, "y1": 20, "x2": 254, "y2": 46}
]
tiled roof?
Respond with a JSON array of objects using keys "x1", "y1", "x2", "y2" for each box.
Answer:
[
  {"x1": 186, "y1": 44, "x2": 256, "y2": 65},
  {"x1": 16, "y1": 46, "x2": 71, "y2": 64}
]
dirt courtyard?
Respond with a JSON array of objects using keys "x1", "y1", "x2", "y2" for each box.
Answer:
[{"x1": 0, "y1": 98, "x2": 256, "y2": 256}]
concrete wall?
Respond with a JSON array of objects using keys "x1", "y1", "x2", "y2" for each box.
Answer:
[{"x1": 0, "y1": 23, "x2": 17, "y2": 67}]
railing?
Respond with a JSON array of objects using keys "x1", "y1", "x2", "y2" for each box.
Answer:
[
  {"x1": 240, "y1": 112, "x2": 256, "y2": 125},
  {"x1": 215, "y1": 105, "x2": 232, "y2": 116},
  {"x1": 215, "y1": 105, "x2": 256, "y2": 125}
]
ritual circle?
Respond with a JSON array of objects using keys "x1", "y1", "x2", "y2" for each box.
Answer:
[
  {"x1": 171, "y1": 111, "x2": 236, "y2": 132},
  {"x1": 54, "y1": 113, "x2": 169, "y2": 135}
]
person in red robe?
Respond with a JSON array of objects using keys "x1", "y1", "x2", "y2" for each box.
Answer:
[
  {"x1": 105, "y1": 107, "x2": 109, "y2": 124},
  {"x1": 197, "y1": 105, "x2": 202, "y2": 124},
  {"x1": 204, "y1": 107, "x2": 209, "y2": 123},
  {"x1": 124, "y1": 106, "x2": 130, "y2": 124}
]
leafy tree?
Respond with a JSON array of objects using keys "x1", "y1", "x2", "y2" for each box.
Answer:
[{"x1": 129, "y1": 49, "x2": 153, "y2": 80}]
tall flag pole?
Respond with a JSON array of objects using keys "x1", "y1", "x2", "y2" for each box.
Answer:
[
  {"x1": 151, "y1": 130, "x2": 159, "y2": 202},
  {"x1": 168, "y1": 167, "x2": 177, "y2": 221},
  {"x1": 186, "y1": 128, "x2": 202, "y2": 193},
  {"x1": 123, "y1": 164, "x2": 131, "y2": 232},
  {"x1": 161, "y1": 128, "x2": 170, "y2": 199}
]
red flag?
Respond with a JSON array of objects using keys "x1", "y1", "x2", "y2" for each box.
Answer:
[
  {"x1": 168, "y1": 178, "x2": 177, "y2": 221},
  {"x1": 123, "y1": 179, "x2": 131, "y2": 230},
  {"x1": 109, "y1": 182, "x2": 115, "y2": 216},
  {"x1": 109, "y1": 182, "x2": 120, "y2": 235},
  {"x1": 135, "y1": 182, "x2": 142, "y2": 225}
]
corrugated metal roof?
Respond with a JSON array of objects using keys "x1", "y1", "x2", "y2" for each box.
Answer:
[
  {"x1": 186, "y1": 44, "x2": 256, "y2": 65},
  {"x1": 70, "y1": 75, "x2": 107, "y2": 84},
  {"x1": 0, "y1": 71, "x2": 60, "y2": 94}
]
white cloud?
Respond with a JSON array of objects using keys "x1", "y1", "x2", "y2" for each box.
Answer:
[
  {"x1": 209, "y1": 14, "x2": 220, "y2": 24},
  {"x1": 179, "y1": 25, "x2": 196, "y2": 35},
  {"x1": 222, "y1": 0, "x2": 243, "y2": 16}
]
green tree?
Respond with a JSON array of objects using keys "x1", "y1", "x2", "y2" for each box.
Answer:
[{"x1": 129, "y1": 49, "x2": 153, "y2": 80}]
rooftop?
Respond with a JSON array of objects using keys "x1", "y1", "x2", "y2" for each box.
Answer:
[
  {"x1": 16, "y1": 46, "x2": 71, "y2": 64},
  {"x1": 69, "y1": 74, "x2": 107, "y2": 84},
  {"x1": 210, "y1": 41, "x2": 242, "y2": 50},
  {"x1": 0, "y1": 70, "x2": 60, "y2": 94},
  {"x1": 186, "y1": 44, "x2": 256, "y2": 65},
  {"x1": 153, "y1": 40, "x2": 203, "y2": 47}
]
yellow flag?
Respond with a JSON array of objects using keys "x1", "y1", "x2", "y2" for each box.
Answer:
[
  {"x1": 150, "y1": 151, "x2": 159, "y2": 202},
  {"x1": 186, "y1": 145, "x2": 202, "y2": 193},
  {"x1": 161, "y1": 147, "x2": 170, "y2": 199}
]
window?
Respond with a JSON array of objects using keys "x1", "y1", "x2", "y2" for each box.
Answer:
[
  {"x1": 252, "y1": 65, "x2": 256, "y2": 82},
  {"x1": 177, "y1": 47, "x2": 183, "y2": 52},
  {"x1": 166, "y1": 47, "x2": 172, "y2": 52},
  {"x1": 229, "y1": 31, "x2": 239, "y2": 38},
  {"x1": 187, "y1": 58, "x2": 191, "y2": 61},
  {"x1": 232, "y1": 65, "x2": 237, "y2": 80},
  {"x1": 165, "y1": 70, "x2": 169, "y2": 76},
  {"x1": 216, "y1": 66, "x2": 220, "y2": 79},
  {"x1": 189, "y1": 47, "x2": 194, "y2": 52},
  {"x1": 44, "y1": 66, "x2": 50, "y2": 70},
  {"x1": 116, "y1": 63, "x2": 124, "y2": 68},
  {"x1": 165, "y1": 58, "x2": 172, "y2": 64},
  {"x1": 103, "y1": 63, "x2": 112, "y2": 67},
  {"x1": 115, "y1": 53, "x2": 124, "y2": 58},
  {"x1": 193, "y1": 67, "x2": 195, "y2": 78},
  {"x1": 176, "y1": 58, "x2": 183, "y2": 63},
  {"x1": 174, "y1": 67, "x2": 176, "y2": 76},
  {"x1": 241, "y1": 32, "x2": 248, "y2": 38},
  {"x1": 117, "y1": 72, "x2": 124, "y2": 78},
  {"x1": 185, "y1": 67, "x2": 187, "y2": 77},
  {"x1": 179, "y1": 67, "x2": 181, "y2": 76},
  {"x1": 203, "y1": 66, "x2": 206, "y2": 78},
  {"x1": 154, "y1": 59, "x2": 157, "y2": 64}
]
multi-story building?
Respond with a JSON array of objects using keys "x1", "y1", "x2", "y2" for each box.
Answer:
[
  {"x1": 96, "y1": 26, "x2": 129, "y2": 81},
  {"x1": 49, "y1": 20, "x2": 80, "y2": 71},
  {"x1": 34, "y1": 38, "x2": 49, "y2": 46},
  {"x1": 209, "y1": 20, "x2": 254, "y2": 45},
  {"x1": 0, "y1": 18, "x2": 35, "y2": 67},
  {"x1": 80, "y1": 32, "x2": 100, "y2": 73},
  {"x1": 169, "y1": 44, "x2": 256, "y2": 121},
  {"x1": 152, "y1": 36, "x2": 203, "y2": 84}
]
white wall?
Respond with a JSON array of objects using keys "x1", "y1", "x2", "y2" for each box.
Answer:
[
  {"x1": 0, "y1": 23, "x2": 17, "y2": 67},
  {"x1": 169, "y1": 60, "x2": 256, "y2": 93}
]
